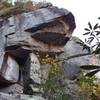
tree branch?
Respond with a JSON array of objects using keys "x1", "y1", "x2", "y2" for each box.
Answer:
[{"x1": 56, "y1": 53, "x2": 92, "y2": 62}]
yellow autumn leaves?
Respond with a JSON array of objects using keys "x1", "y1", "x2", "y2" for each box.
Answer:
[{"x1": 35, "y1": 52, "x2": 60, "y2": 75}]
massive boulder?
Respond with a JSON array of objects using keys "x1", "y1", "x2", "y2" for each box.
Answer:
[
  {"x1": 0, "y1": 5, "x2": 76, "y2": 82},
  {"x1": 61, "y1": 37, "x2": 91, "y2": 80},
  {"x1": 0, "y1": 92, "x2": 46, "y2": 100},
  {"x1": 0, "y1": 2, "x2": 99, "y2": 99},
  {"x1": 0, "y1": 53, "x2": 19, "y2": 84},
  {"x1": 0, "y1": 3, "x2": 76, "y2": 97},
  {"x1": 2, "y1": 6, "x2": 75, "y2": 54},
  {"x1": 62, "y1": 37, "x2": 100, "y2": 80}
]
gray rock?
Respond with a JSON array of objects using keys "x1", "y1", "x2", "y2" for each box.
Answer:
[
  {"x1": 30, "y1": 53, "x2": 41, "y2": 84},
  {"x1": 62, "y1": 37, "x2": 91, "y2": 80},
  {"x1": 62, "y1": 61, "x2": 80, "y2": 80},
  {"x1": 0, "y1": 54, "x2": 19, "y2": 83},
  {"x1": 0, "y1": 5, "x2": 76, "y2": 97},
  {"x1": 0, "y1": 84, "x2": 23, "y2": 94},
  {"x1": 62, "y1": 37, "x2": 100, "y2": 80},
  {"x1": 64, "y1": 37, "x2": 90, "y2": 57},
  {"x1": 0, "y1": 92, "x2": 46, "y2": 100},
  {"x1": 1, "y1": 6, "x2": 75, "y2": 50}
]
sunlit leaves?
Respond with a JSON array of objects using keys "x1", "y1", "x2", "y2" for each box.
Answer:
[
  {"x1": 34, "y1": 52, "x2": 71, "y2": 100},
  {"x1": 77, "y1": 19, "x2": 100, "y2": 98},
  {"x1": 76, "y1": 72, "x2": 99, "y2": 99}
]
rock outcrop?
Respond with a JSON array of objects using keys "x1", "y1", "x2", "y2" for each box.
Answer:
[
  {"x1": 62, "y1": 37, "x2": 100, "y2": 80},
  {"x1": 0, "y1": 2, "x2": 100, "y2": 98},
  {"x1": 59, "y1": 37, "x2": 90, "y2": 80},
  {"x1": 0, "y1": 2, "x2": 76, "y2": 99}
]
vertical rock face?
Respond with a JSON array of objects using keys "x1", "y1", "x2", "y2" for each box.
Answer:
[
  {"x1": 62, "y1": 37, "x2": 100, "y2": 80},
  {"x1": 30, "y1": 53, "x2": 41, "y2": 84},
  {"x1": 0, "y1": 3, "x2": 76, "y2": 98},
  {"x1": 2, "y1": 55, "x2": 19, "y2": 83},
  {"x1": 0, "y1": 19, "x2": 4, "y2": 52},
  {"x1": 0, "y1": 53, "x2": 19, "y2": 84},
  {"x1": 62, "y1": 37, "x2": 90, "y2": 80},
  {"x1": 3, "y1": 6, "x2": 75, "y2": 51}
]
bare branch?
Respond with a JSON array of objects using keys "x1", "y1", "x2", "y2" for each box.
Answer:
[{"x1": 56, "y1": 53, "x2": 91, "y2": 62}]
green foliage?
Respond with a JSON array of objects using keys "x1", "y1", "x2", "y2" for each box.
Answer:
[
  {"x1": 78, "y1": 18, "x2": 100, "y2": 98},
  {"x1": 33, "y1": 49, "x2": 100, "y2": 99},
  {"x1": 80, "y1": 65, "x2": 100, "y2": 70},
  {"x1": 33, "y1": 52, "x2": 73, "y2": 100},
  {"x1": 80, "y1": 65, "x2": 100, "y2": 77},
  {"x1": 76, "y1": 40, "x2": 91, "y2": 53},
  {"x1": 83, "y1": 20, "x2": 100, "y2": 50},
  {"x1": 85, "y1": 70, "x2": 100, "y2": 77},
  {"x1": 93, "y1": 48, "x2": 100, "y2": 54},
  {"x1": 0, "y1": 0, "x2": 25, "y2": 17},
  {"x1": 80, "y1": 18, "x2": 100, "y2": 78},
  {"x1": 76, "y1": 72, "x2": 100, "y2": 99}
]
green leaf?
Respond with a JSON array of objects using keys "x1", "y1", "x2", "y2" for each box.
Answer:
[
  {"x1": 82, "y1": 44, "x2": 91, "y2": 53},
  {"x1": 88, "y1": 37, "x2": 94, "y2": 44},
  {"x1": 85, "y1": 38, "x2": 87, "y2": 42},
  {"x1": 92, "y1": 44, "x2": 97, "y2": 48},
  {"x1": 95, "y1": 31, "x2": 100, "y2": 35},
  {"x1": 83, "y1": 32, "x2": 90, "y2": 35},
  {"x1": 76, "y1": 41, "x2": 84, "y2": 46},
  {"x1": 90, "y1": 33, "x2": 95, "y2": 37},
  {"x1": 93, "y1": 23, "x2": 99, "y2": 30},
  {"x1": 93, "y1": 48, "x2": 100, "y2": 54},
  {"x1": 98, "y1": 17, "x2": 100, "y2": 20},
  {"x1": 84, "y1": 28, "x2": 90, "y2": 31},
  {"x1": 85, "y1": 69, "x2": 100, "y2": 77},
  {"x1": 88, "y1": 22, "x2": 92, "y2": 29},
  {"x1": 80, "y1": 65, "x2": 100, "y2": 70},
  {"x1": 88, "y1": 37, "x2": 94, "y2": 40}
]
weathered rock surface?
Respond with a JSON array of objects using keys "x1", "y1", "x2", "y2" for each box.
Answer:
[
  {"x1": 0, "y1": 84, "x2": 23, "y2": 94},
  {"x1": 0, "y1": 92, "x2": 46, "y2": 100},
  {"x1": 30, "y1": 53, "x2": 41, "y2": 84},
  {"x1": 0, "y1": 3, "x2": 76, "y2": 99},
  {"x1": 1, "y1": 6, "x2": 75, "y2": 54},
  {"x1": 64, "y1": 37, "x2": 90, "y2": 57},
  {"x1": 0, "y1": 4, "x2": 76, "y2": 84},
  {"x1": 0, "y1": 53, "x2": 19, "y2": 84},
  {"x1": 62, "y1": 37, "x2": 100, "y2": 80}
]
